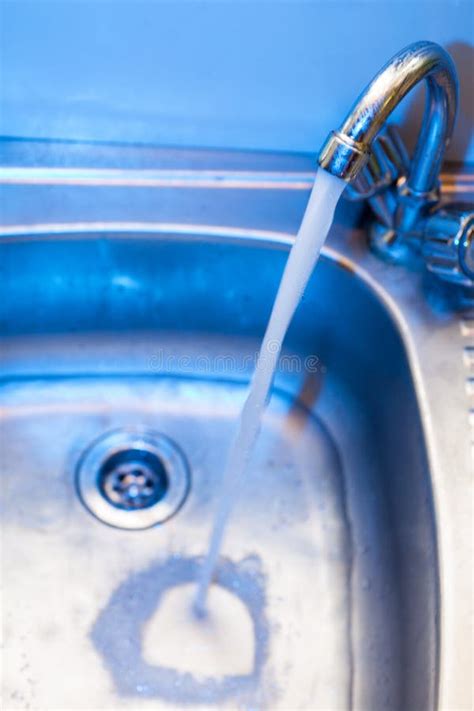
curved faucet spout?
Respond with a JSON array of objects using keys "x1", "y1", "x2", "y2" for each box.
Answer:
[{"x1": 318, "y1": 41, "x2": 458, "y2": 196}]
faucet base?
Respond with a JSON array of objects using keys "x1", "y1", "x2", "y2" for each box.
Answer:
[{"x1": 368, "y1": 220, "x2": 420, "y2": 266}]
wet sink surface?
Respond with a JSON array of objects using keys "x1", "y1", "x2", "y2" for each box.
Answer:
[{"x1": 0, "y1": 233, "x2": 438, "y2": 710}]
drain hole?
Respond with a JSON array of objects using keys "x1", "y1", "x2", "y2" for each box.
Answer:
[
  {"x1": 76, "y1": 428, "x2": 191, "y2": 530},
  {"x1": 99, "y1": 449, "x2": 169, "y2": 511}
]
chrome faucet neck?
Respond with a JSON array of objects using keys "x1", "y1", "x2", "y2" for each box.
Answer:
[
  {"x1": 318, "y1": 41, "x2": 458, "y2": 191},
  {"x1": 318, "y1": 41, "x2": 473, "y2": 287}
]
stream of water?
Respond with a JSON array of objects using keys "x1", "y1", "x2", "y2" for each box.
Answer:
[{"x1": 193, "y1": 168, "x2": 346, "y2": 615}]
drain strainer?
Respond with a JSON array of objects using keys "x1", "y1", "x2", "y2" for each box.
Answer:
[{"x1": 76, "y1": 428, "x2": 190, "y2": 529}]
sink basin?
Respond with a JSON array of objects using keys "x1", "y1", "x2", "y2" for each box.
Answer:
[
  {"x1": 0, "y1": 230, "x2": 437, "y2": 711},
  {"x1": 0, "y1": 141, "x2": 471, "y2": 711}
]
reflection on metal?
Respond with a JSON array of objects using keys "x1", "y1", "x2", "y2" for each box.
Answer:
[
  {"x1": 0, "y1": 166, "x2": 473, "y2": 193},
  {"x1": 319, "y1": 41, "x2": 457, "y2": 189},
  {"x1": 0, "y1": 222, "x2": 295, "y2": 242},
  {"x1": 318, "y1": 41, "x2": 473, "y2": 286}
]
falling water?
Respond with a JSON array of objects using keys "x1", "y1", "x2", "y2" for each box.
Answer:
[{"x1": 193, "y1": 168, "x2": 346, "y2": 615}]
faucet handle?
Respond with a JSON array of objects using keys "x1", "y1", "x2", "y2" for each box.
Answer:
[
  {"x1": 423, "y1": 203, "x2": 474, "y2": 286},
  {"x1": 345, "y1": 125, "x2": 410, "y2": 201}
]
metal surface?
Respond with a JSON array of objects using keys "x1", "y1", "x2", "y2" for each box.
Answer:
[
  {"x1": 318, "y1": 41, "x2": 474, "y2": 286},
  {"x1": 0, "y1": 140, "x2": 472, "y2": 711},
  {"x1": 318, "y1": 41, "x2": 458, "y2": 191},
  {"x1": 76, "y1": 428, "x2": 190, "y2": 529},
  {"x1": 422, "y1": 203, "x2": 474, "y2": 285}
]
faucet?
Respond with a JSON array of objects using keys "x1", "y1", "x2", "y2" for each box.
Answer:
[{"x1": 318, "y1": 41, "x2": 474, "y2": 288}]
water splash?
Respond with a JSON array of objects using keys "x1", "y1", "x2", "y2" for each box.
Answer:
[
  {"x1": 90, "y1": 556, "x2": 271, "y2": 706},
  {"x1": 194, "y1": 168, "x2": 346, "y2": 614}
]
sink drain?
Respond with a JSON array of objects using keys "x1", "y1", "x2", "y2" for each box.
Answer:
[
  {"x1": 76, "y1": 428, "x2": 190, "y2": 529},
  {"x1": 99, "y1": 448, "x2": 169, "y2": 511}
]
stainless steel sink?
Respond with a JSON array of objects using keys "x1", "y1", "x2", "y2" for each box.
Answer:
[{"x1": 0, "y1": 140, "x2": 472, "y2": 711}]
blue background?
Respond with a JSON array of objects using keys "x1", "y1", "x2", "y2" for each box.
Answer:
[{"x1": 1, "y1": 1, "x2": 473, "y2": 161}]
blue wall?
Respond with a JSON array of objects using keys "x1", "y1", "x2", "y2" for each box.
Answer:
[{"x1": 2, "y1": 1, "x2": 473, "y2": 161}]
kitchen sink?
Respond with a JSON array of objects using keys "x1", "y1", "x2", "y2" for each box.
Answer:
[{"x1": 0, "y1": 141, "x2": 471, "y2": 710}]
